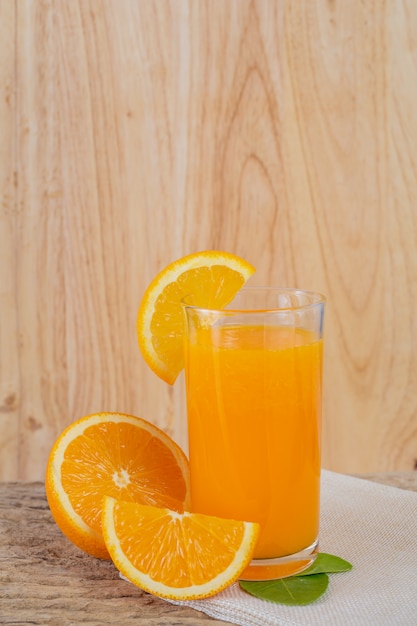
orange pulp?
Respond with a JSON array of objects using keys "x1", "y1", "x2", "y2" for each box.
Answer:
[{"x1": 184, "y1": 324, "x2": 322, "y2": 560}]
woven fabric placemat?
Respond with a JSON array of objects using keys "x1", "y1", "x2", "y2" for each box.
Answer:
[{"x1": 165, "y1": 470, "x2": 417, "y2": 626}]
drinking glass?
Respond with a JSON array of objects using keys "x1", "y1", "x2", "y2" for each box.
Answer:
[{"x1": 183, "y1": 287, "x2": 325, "y2": 580}]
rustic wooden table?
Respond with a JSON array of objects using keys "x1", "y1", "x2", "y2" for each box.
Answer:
[{"x1": 1, "y1": 474, "x2": 416, "y2": 625}]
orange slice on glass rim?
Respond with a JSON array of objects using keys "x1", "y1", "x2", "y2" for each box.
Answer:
[
  {"x1": 136, "y1": 250, "x2": 255, "y2": 384},
  {"x1": 45, "y1": 412, "x2": 190, "y2": 559},
  {"x1": 102, "y1": 497, "x2": 259, "y2": 600}
]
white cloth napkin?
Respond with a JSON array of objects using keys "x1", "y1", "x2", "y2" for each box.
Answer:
[{"x1": 166, "y1": 470, "x2": 417, "y2": 626}]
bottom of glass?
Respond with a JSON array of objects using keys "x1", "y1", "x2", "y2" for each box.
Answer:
[{"x1": 239, "y1": 539, "x2": 319, "y2": 581}]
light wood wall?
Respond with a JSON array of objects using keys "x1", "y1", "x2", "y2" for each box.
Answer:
[{"x1": 1, "y1": 0, "x2": 417, "y2": 481}]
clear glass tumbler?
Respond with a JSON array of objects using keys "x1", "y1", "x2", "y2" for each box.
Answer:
[{"x1": 183, "y1": 287, "x2": 325, "y2": 580}]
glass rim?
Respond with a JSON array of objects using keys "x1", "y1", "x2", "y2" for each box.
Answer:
[{"x1": 182, "y1": 286, "x2": 326, "y2": 314}]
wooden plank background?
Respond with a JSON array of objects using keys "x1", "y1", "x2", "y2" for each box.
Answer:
[{"x1": 1, "y1": 0, "x2": 417, "y2": 480}]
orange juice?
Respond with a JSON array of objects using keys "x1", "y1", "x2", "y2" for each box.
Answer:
[{"x1": 184, "y1": 324, "x2": 322, "y2": 560}]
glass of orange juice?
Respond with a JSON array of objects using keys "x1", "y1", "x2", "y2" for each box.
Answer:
[{"x1": 182, "y1": 287, "x2": 325, "y2": 581}]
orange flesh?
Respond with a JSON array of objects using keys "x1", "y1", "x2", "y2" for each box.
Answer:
[
  {"x1": 185, "y1": 325, "x2": 322, "y2": 559},
  {"x1": 111, "y1": 502, "x2": 249, "y2": 587},
  {"x1": 60, "y1": 422, "x2": 188, "y2": 532}
]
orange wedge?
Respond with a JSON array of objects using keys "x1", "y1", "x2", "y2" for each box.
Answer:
[
  {"x1": 45, "y1": 412, "x2": 190, "y2": 559},
  {"x1": 137, "y1": 250, "x2": 255, "y2": 384},
  {"x1": 102, "y1": 497, "x2": 259, "y2": 600}
]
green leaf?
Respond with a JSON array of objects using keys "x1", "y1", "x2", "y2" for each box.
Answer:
[
  {"x1": 240, "y1": 573, "x2": 329, "y2": 606},
  {"x1": 300, "y1": 552, "x2": 353, "y2": 576},
  {"x1": 239, "y1": 553, "x2": 352, "y2": 606}
]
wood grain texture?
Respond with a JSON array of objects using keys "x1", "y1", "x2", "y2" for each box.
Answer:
[
  {"x1": 0, "y1": 0, "x2": 18, "y2": 480},
  {"x1": 1, "y1": 0, "x2": 417, "y2": 479},
  {"x1": 1, "y1": 475, "x2": 415, "y2": 624},
  {"x1": 0, "y1": 482, "x2": 229, "y2": 625}
]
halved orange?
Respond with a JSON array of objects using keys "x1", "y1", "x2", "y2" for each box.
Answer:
[
  {"x1": 45, "y1": 412, "x2": 190, "y2": 559},
  {"x1": 102, "y1": 497, "x2": 259, "y2": 600},
  {"x1": 137, "y1": 250, "x2": 255, "y2": 384}
]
